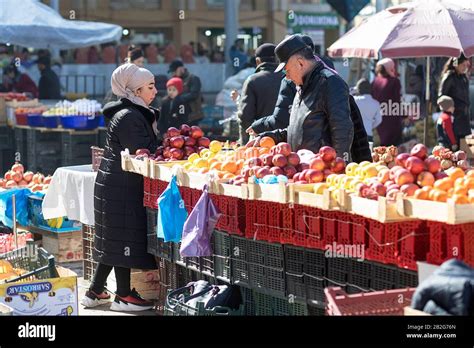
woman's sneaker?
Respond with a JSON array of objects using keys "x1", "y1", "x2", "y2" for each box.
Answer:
[
  {"x1": 110, "y1": 288, "x2": 154, "y2": 312},
  {"x1": 81, "y1": 290, "x2": 111, "y2": 308}
]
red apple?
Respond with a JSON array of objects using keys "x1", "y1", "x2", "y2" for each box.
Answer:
[
  {"x1": 261, "y1": 154, "x2": 274, "y2": 167},
  {"x1": 287, "y1": 152, "x2": 300, "y2": 167},
  {"x1": 406, "y1": 156, "x2": 425, "y2": 175},
  {"x1": 197, "y1": 146, "x2": 206, "y2": 153},
  {"x1": 190, "y1": 126, "x2": 204, "y2": 139},
  {"x1": 23, "y1": 171, "x2": 34, "y2": 183},
  {"x1": 323, "y1": 169, "x2": 332, "y2": 179},
  {"x1": 293, "y1": 173, "x2": 302, "y2": 182},
  {"x1": 378, "y1": 168, "x2": 390, "y2": 184},
  {"x1": 155, "y1": 156, "x2": 165, "y2": 161},
  {"x1": 184, "y1": 136, "x2": 196, "y2": 147},
  {"x1": 417, "y1": 171, "x2": 435, "y2": 187},
  {"x1": 319, "y1": 146, "x2": 336, "y2": 162},
  {"x1": 371, "y1": 183, "x2": 387, "y2": 197},
  {"x1": 330, "y1": 157, "x2": 345, "y2": 173},
  {"x1": 455, "y1": 151, "x2": 467, "y2": 161},
  {"x1": 395, "y1": 169, "x2": 415, "y2": 186},
  {"x1": 275, "y1": 142, "x2": 292, "y2": 157},
  {"x1": 297, "y1": 163, "x2": 310, "y2": 172},
  {"x1": 256, "y1": 167, "x2": 271, "y2": 179},
  {"x1": 241, "y1": 167, "x2": 252, "y2": 179},
  {"x1": 389, "y1": 166, "x2": 404, "y2": 180},
  {"x1": 167, "y1": 127, "x2": 180, "y2": 138},
  {"x1": 272, "y1": 154, "x2": 288, "y2": 168},
  {"x1": 270, "y1": 167, "x2": 285, "y2": 176},
  {"x1": 434, "y1": 172, "x2": 448, "y2": 180},
  {"x1": 457, "y1": 160, "x2": 469, "y2": 171},
  {"x1": 425, "y1": 157, "x2": 441, "y2": 174},
  {"x1": 384, "y1": 180, "x2": 395, "y2": 188},
  {"x1": 169, "y1": 148, "x2": 184, "y2": 160},
  {"x1": 247, "y1": 157, "x2": 263, "y2": 168},
  {"x1": 401, "y1": 183, "x2": 418, "y2": 197},
  {"x1": 305, "y1": 169, "x2": 324, "y2": 183},
  {"x1": 170, "y1": 136, "x2": 185, "y2": 149},
  {"x1": 11, "y1": 163, "x2": 24, "y2": 174},
  {"x1": 4, "y1": 171, "x2": 12, "y2": 181},
  {"x1": 395, "y1": 153, "x2": 410, "y2": 167},
  {"x1": 163, "y1": 138, "x2": 170, "y2": 147},
  {"x1": 135, "y1": 149, "x2": 150, "y2": 156},
  {"x1": 12, "y1": 172, "x2": 22, "y2": 183},
  {"x1": 309, "y1": 157, "x2": 325, "y2": 171},
  {"x1": 180, "y1": 124, "x2": 191, "y2": 136},
  {"x1": 184, "y1": 146, "x2": 195, "y2": 157},
  {"x1": 410, "y1": 144, "x2": 428, "y2": 160},
  {"x1": 5, "y1": 180, "x2": 17, "y2": 189},
  {"x1": 163, "y1": 147, "x2": 171, "y2": 158},
  {"x1": 155, "y1": 147, "x2": 164, "y2": 156},
  {"x1": 198, "y1": 137, "x2": 211, "y2": 148},
  {"x1": 283, "y1": 165, "x2": 297, "y2": 179}
]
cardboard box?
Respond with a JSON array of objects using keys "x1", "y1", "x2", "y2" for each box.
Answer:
[
  {"x1": 131, "y1": 269, "x2": 161, "y2": 301},
  {"x1": 0, "y1": 266, "x2": 78, "y2": 316},
  {"x1": 41, "y1": 230, "x2": 83, "y2": 263}
]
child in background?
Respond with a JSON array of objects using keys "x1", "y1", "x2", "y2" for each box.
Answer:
[
  {"x1": 353, "y1": 78, "x2": 382, "y2": 143},
  {"x1": 157, "y1": 77, "x2": 190, "y2": 136},
  {"x1": 437, "y1": 95, "x2": 458, "y2": 150}
]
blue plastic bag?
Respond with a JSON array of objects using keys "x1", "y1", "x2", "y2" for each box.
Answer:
[
  {"x1": 0, "y1": 188, "x2": 31, "y2": 228},
  {"x1": 157, "y1": 176, "x2": 188, "y2": 242},
  {"x1": 180, "y1": 185, "x2": 221, "y2": 257}
]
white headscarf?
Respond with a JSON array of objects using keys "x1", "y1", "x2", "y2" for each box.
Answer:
[{"x1": 111, "y1": 63, "x2": 155, "y2": 109}]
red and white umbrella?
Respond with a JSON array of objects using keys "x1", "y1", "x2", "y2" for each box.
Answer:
[
  {"x1": 328, "y1": 0, "x2": 474, "y2": 59},
  {"x1": 327, "y1": 0, "x2": 474, "y2": 143}
]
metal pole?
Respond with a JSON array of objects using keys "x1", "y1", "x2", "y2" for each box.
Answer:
[
  {"x1": 12, "y1": 194, "x2": 17, "y2": 250},
  {"x1": 224, "y1": 0, "x2": 240, "y2": 78},
  {"x1": 423, "y1": 56, "x2": 431, "y2": 146}
]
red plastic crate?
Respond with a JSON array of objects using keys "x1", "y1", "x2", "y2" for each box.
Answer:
[
  {"x1": 351, "y1": 214, "x2": 367, "y2": 247},
  {"x1": 325, "y1": 287, "x2": 416, "y2": 316},
  {"x1": 306, "y1": 207, "x2": 325, "y2": 250},
  {"x1": 336, "y1": 211, "x2": 352, "y2": 246},
  {"x1": 322, "y1": 211, "x2": 338, "y2": 246},
  {"x1": 212, "y1": 194, "x2": 245, "y2": 236},
  {"x1": 398, "y1": 221, "x2": 430, "y2": 271}
]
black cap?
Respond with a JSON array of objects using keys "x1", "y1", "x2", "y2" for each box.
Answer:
[
  {"x1": 168, "y1": 59, "x2": 184, "y2": 73},
  {"x1": 299, "y1": 35, "x2": 315, "y2": 51},
  {"x1": 36, "y1": 55, "x2": 51, "y2": 67},
  {"x1": 274, "y1": 35, "x2": 308, "y2": 73},
  {"x1": 255, "y1": 43, "x2": 276, "y2": 60}
]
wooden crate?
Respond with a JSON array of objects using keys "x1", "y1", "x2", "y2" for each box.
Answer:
[
  {"x1": 346, "y1": 194, "x2": 414, "y2": 223},
  {"x1": 148, "y1": 160, "x2": 186, "y2": 181},
  {"x1": 209, "y1": 180, "x2": 248, "y2": 199},
  {"x1": 246, "y1": 178, "x2": 289, "y2": 203},
  {"x1": 121, "y1": 153, "x2": 150, "y2": 176},
  {"x1": 288, "y1": 184, "x2": 344, "y2": 210},
  {"x1": 41, "y1": 230, "x2": 83, "y2": 263},
  {"x1": 130, "y1": 269, "x2": 161, "y2": 300},
  {"x1": 396, "y1": 196, "x2": 474, "y2": 225}
]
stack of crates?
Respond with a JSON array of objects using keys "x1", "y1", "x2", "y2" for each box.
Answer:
[{"x1": 0, "y1": 126, "x2": 14, "y2": 173}]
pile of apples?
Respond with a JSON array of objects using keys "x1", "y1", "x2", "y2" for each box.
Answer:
[
  {"x1": 229, "y1": 139, "x2": 344, "y2": 186},
  {"x1": 135, "y1": 125, "x2": 210, "y2": 162},
  {"x1": 431, "y1": 146, "x2": 468, "y2": 171},
  {"x1": 15, "y1": 106, "x2": 48, "y2": 115},
  {"x1": 0, "y1": 163, "x2": 51, "y2": 192},
  {"x1": 0, "y1": 92, "x2": 29, "y2": 101}
]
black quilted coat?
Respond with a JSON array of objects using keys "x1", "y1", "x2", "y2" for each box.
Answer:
[{"x1": 94, "y1": 98, "x2": 158, "y2": 270}]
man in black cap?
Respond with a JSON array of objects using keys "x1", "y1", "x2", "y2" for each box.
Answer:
[
  {"x1": 168, "y1": 59, "x2": 203, "y2": 125},
  {"x1": 237, "y1": 43, "x2": 284, "y2": 144},
  {"x1": 247, "y1": 35, "x2": 314, "y2": 136},
  {"x1": 37, "y1": 55, "x2": 61, "y2": 100},
  {"x1": 252, "y1": 35, "x2": 354, "y2": 160}
]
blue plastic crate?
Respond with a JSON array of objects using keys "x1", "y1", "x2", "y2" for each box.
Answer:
[
  {"x1": 61, "y1": 115, "x2": 99, "y2": 130},
  {"x1": 42, "y1": 116, "x2": 60, "y2": 128},
  {"x1": 27, "y1": 113, "x2": 44, "y2": 127}
]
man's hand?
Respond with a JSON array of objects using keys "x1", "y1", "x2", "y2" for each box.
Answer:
[{"x1": 246, "y1": 126, "x2": 257, "y2": 136}]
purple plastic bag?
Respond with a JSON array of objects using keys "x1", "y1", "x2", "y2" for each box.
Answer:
[{"x1": 180, "y1": 185, "x2": 221, "y2": 257}]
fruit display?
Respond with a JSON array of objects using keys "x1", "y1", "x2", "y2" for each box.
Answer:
[
  {"x1": 134, "y1": 125, "x2": 211, "y2": 162},
  {"x1": 371, "y1": 145, "x2": 398, "y2": 168},
  {"x1": 331, "y1": 143, "x2": 473, "y2": 203},
  {"x1": 0, "y1": 92, "x2": 29, "y2": 101},
  {"x1": 15, "y1": 106, "x2": 49, "y2": 115},
  {"x1": 0, "y1": 163, "x2": 50, "y2": 192},
  {"x1": 0, "y1": 232, "x2": 33, "y2": 254},
  {"x1": 42, "y1": 99, "x2": 102, "y2": 116},
  {"x1": 431, "y1": 146, "x2": 468, "y2": 171},
  {"x1": 178, "y1": 137, "x2": 344, "y2": 187}
]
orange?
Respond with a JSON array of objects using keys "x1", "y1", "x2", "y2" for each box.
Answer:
[
  {"x1": 429, "y1": 189, "x2": 447, "y2": 202},
  {"x1": 259, "y1": 147, "x2": 270, "y2": 155},
  {"x1": 414, "y1": 189, "x2": 429, "y2": 200},
  {"x1": 210, "y1": 162, "x2": 222, "y2": 171},
  {"x1": 447, "y1": 167, "x2": 465, "y2": 181},
  {"x1": 236, "y1": 159, "x2": 245, "y2": 171},
  {"x1": 434, "y1": 178, "x2": 454, "y2": 192},
  {"x1": 466, "y1": 169, "x2": 474, "y2": 178},
  {"x1": 449, "y1": 194, "x2": 469, "y2": 204},
  {"x1": 454, "y1": 185, "x2": 468, "y2": 196},
  {"x1": 222, "y1": 173, "x2": 236, "y2": 180},
  {"x1": 259, "y1": 136, "x2": 276, "y2": 149},
  {"x1": 222, "y1": 160, "x2": 238, "y2": 174},
  {"x1": 454, "y1": 177, "x2": 465, "y2": 188},
  {"x1": 421, "y1": 186, "x2": 433, "y2": 193},
  {"x1": 198, "y1": 167, "x2": 209, "y2": 174},
  {"x1": 464, "y1": 178, "x2": 474, "y2": 189}
]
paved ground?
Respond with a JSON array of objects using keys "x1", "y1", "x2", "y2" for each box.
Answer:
[{"x1": 61, "y1": 261, "x2": 157, "y2": 316}]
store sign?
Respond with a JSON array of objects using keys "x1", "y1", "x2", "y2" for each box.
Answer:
[{"x1": 288, "y1": 12, "x2": 339, "y2": 30}]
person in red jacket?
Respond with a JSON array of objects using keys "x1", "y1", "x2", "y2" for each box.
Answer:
[
  {"x1": 2, "y1": 65, "x2": 38, "y2": 98},
  {"x1": 437, "y1": 95, "x2": 458, "y2": 150}
]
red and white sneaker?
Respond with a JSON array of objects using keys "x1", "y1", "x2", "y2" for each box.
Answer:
[
  {"x1": 110, "y1": 288, "x2": 154, "y2": 312},
  {"x1": 81, "y1": 290, "x2": 111, "y2": 308}
]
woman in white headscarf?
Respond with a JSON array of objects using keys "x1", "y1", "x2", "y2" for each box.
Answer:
[{"x1": 81, "y1": 64, "x2": 158, "y2": 312}]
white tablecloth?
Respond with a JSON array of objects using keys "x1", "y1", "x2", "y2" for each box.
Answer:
[{"x1": 42, "y1": 165, "x2": 97, "y2": 225}]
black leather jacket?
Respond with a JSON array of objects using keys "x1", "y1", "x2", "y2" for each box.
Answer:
[{"x1": 263, "y1": 62, "x2": 354, "y2": 159}]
